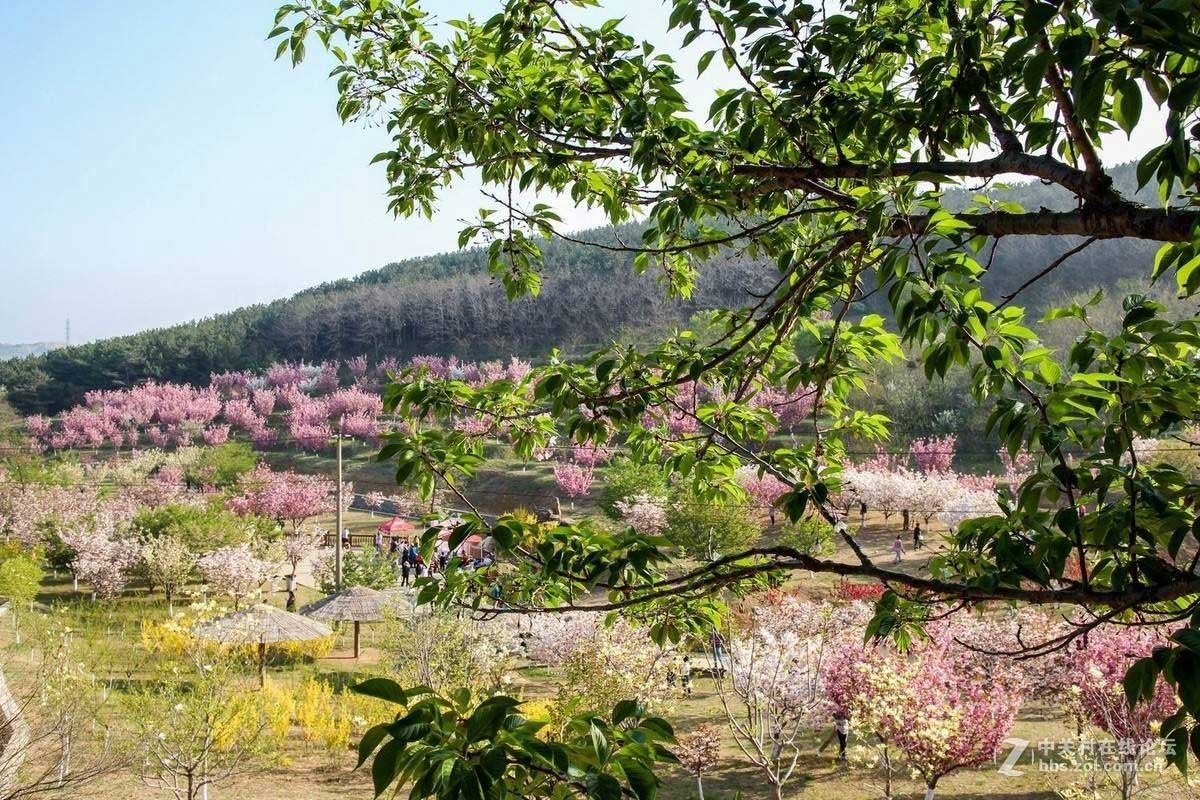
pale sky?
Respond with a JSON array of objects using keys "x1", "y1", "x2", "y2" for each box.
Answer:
[{"x1": 0, "y1": 1, "x2": 1161, "y2": 344}]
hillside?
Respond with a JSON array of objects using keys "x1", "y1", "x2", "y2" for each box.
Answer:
[
  {"x1": 0, "y1": 162, "x2": 1168, "y2": 415},
  {"x1": 0, "y1": 342, "x2": 64, "y2": 360}
]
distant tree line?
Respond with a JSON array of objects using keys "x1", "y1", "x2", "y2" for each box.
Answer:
[{"x1": 0, "y1": 164, "x2": 1160, "y2": 415}]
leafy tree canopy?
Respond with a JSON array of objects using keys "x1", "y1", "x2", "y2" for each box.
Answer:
[{"x1": 276, "y1": 0, "x2": 1200, "y2": 783}]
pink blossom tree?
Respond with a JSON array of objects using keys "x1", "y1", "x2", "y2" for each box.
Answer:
[
  {"x1": 570, "y1": 443, "x2": 612, "y2": 467},
  {"x1": 736, "y1": 466, "x2": 789, "y2": 520},
  {"x1": 250, "y1": 388, "x2": 277, "y2": 417},
  {"x1": 909, "y1": 435, "x2": 956, "y2": 474},
  {"x1": 998, "y1": 447, "x2": 1035, "y2": 483},
  {"x1": 553, "y1": 463, "x2": 594, "y2": 503},
  {"x1": 226, "y1": 465, "x2": 333, "y2": 534},
  {"x1": 716, "y1": 598, "x2": 871, "y2": 800},
  {"x1": 61, "y1": 524, "x2": 140, "y2": 601},
  {"x1": 830, "y1": 623, "x2": 1024, "y2": 800},
  {"x1": 1064, "y1": 625, "x2": 1178, "y2": 797}
]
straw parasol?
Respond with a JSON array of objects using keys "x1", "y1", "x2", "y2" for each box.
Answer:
[
  {"x1": 300, "y1": 585, "x2": 390, "y2": 658},
  {"x1": 192, "y1": 604, "x2": 333, "y2": 687}
]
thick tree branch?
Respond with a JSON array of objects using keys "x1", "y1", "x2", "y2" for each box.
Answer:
[
  {"x1": 735, "y1": 151, "x2": 1107, "y2": 199},
  {"x1": 894, "y1": 206, "x2": 1199, "y2": 242},
  {"x1": 484, "y1": 544, "x2": 1200, "y2": 616}
]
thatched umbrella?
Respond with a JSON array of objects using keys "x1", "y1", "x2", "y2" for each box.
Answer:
[
  {"x1": 300, "y1": 585, "x2": 390, "y2": 658},
  {"x1": 193, "y1": 604, "x2": 333, "y2": 687}
]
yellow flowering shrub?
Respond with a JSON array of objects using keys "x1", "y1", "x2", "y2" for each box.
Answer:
[
  {"x1": 211, "y1": 686, "x2": 290, "y2": 757},
  {"x1": 140, "y1": 601, "x2": 223, "y2": 656},
  {"x1": 271, "y1": 635, "x2": 336, "y2": 661},
  {"x1": 294, "y1": 678, "x2": 352, "y2": 753},
  {"x1": 341, "y1": 688, "x2": 398, "y2": 735},
  {"x1": 517, "y1": 698, "x2": 562, "y2": 741},
  {"x1": 259, "y1": 681, "x2": 297, "y2": 743}
]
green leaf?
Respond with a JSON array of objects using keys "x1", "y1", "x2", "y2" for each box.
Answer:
[
  {"x1": 612, "y1": 699, "x2": 639, "y2": 726},
  {"x1": 621, "y1": 760, "x2": 658, "y2": 800},
  {"x1": 465, "y1": 696, "x2": 519, "y2": 742},
  {"x1": 371, "y1": 739, "x2": 404, "y2": 797},
  {"x1": 1114, "y1": 80, "x2": 1142, "y2": 135},
  {"x1": 354, "y1": 678, "x2": 409, "y2": 705},
  {"x1": 1123, "y1": 657, "x2": 1158, "y2": 707},
  {"x1": 357, "y1": 724, "x2": 390, "y2": 769}
]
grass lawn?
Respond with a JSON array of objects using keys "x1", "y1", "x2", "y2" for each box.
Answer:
[{"x1": 3, "y1": 506, "x2": 1194, "y2": 798}]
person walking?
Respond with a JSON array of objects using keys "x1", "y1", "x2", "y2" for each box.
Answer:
[
  {"x1": 680, "y1": 654, "x2": 694, "y2": 697},
  {"x1": 912, "y1": 522, "x2": 922, "y2": 550},
  {"x1": 710, "y1": 630, "x2": 727, "y2": 674},
  {"x1": 891, "y1": 535, "x2": 905, "y2": 563},
  {"x1": 400, "y1": 557, "x2": 411, "y2": 587},
  {"x1": 834, "y1": 716, "x2": 850, "y2": 762}
]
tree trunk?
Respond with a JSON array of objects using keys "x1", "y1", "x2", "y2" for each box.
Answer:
[
  {"x1": 286, "y1": 574, "x2": 297, "y2": 612},
  {"x1": 353, "y1": 621, "x2": 361, "y2": 658},
  {"x1": 881, "y1": 740, "x2": 893, "y2": 800},
  {"x1": 0, "y1": 667, "x2": 30, "y2": 797},
  {"x1": 924, "y1": 779, "x2": 937, "y2": 800},
  {"x1": 258, "y1": 642, "x2": 267, "y2": 689},
  {"x1": 696, "y1": 774, "x2": 704, "y2": 800}
]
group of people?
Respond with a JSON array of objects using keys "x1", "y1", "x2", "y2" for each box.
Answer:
[
  {"x1": 343, "y1": 526, "x2": 499, "y2": 587},
  {"x1": 385, "y1": 536, "x2": 439, "y2": 585}
]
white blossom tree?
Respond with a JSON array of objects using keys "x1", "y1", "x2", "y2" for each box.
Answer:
[
  {"x1": 196, "y1": 545, "x2": 272, "y2": 609},
  {"x1": 141, "y1": 535, "x2": 196, "y2": 614}
]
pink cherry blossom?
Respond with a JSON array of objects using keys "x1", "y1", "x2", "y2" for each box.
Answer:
[
  {"x1": 736, "y1": 465, "x2": 789, "y2": 508},
  {"x1": 570, "y1": 443, "x2": 613, "y2": 467},
  {"x1": 201, "y1": 425, "x2": 230, "y2": 446},
  {"x1": 227, "y1": 465, "x2": 335, "y2": 533},
  {"x1": 553, "y1": 463, "x2": 594, "y2": 499},
  {"x1": 910, "y1": 434, "x2": 957, "y2": 474}
]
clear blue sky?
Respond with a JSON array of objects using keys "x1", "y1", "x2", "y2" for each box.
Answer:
[
  {"x1": 0, "y1": 1, "x2": 1157, "y2": 345},
  {"x1": 0, "y1": 1, "x2": 509, "y2": 344}
]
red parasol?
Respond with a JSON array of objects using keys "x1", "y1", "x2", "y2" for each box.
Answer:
[{"x1": 376, "y1": 516, "x2": 416, "y2": 535}]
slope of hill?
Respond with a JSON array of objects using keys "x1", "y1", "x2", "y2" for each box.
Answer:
[
  {"x1": 0, "y1": 162, "x2": 1169, "y2": 415},
  {"x1": 0, "y1": 342, "x2": 64, "y2": 360}
]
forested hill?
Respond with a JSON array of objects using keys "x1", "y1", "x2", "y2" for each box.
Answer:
[{"x1": 0, "y1": 162, "x2": 1166, "y2": 415}]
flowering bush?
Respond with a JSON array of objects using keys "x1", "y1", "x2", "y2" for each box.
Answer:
[
  {"x1": 553, "y1": 462, "x2": 594, "y2": 499},
  {"x1": 62, "y1": 520, "x2": 140, "y2": 599},
  {"x1": 227, "y1": 465, "x2": 335, "y2": 532},
  {"x1": 833, "y1": 579, "x2": 885, "y2": 603},
  {"x1": 382, "y1": 611, "x2": 516, "y2": 695},
  {"x1": 614, "y1": 494, "x2": 668, "y2": 536},
  {"x1": 829, "y1": 619, "x2": 1025, "y2": 799},
  {"x1": 1064, "y1": 624, "x2": 1178, "y2": 749},
  {"x1": 196, "y1": 545, "x2": 273, "y2": 608}
]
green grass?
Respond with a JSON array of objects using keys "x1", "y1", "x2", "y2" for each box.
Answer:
[{"x1": 10, "y1": 536, "x2": 1192, "y2": 800}]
